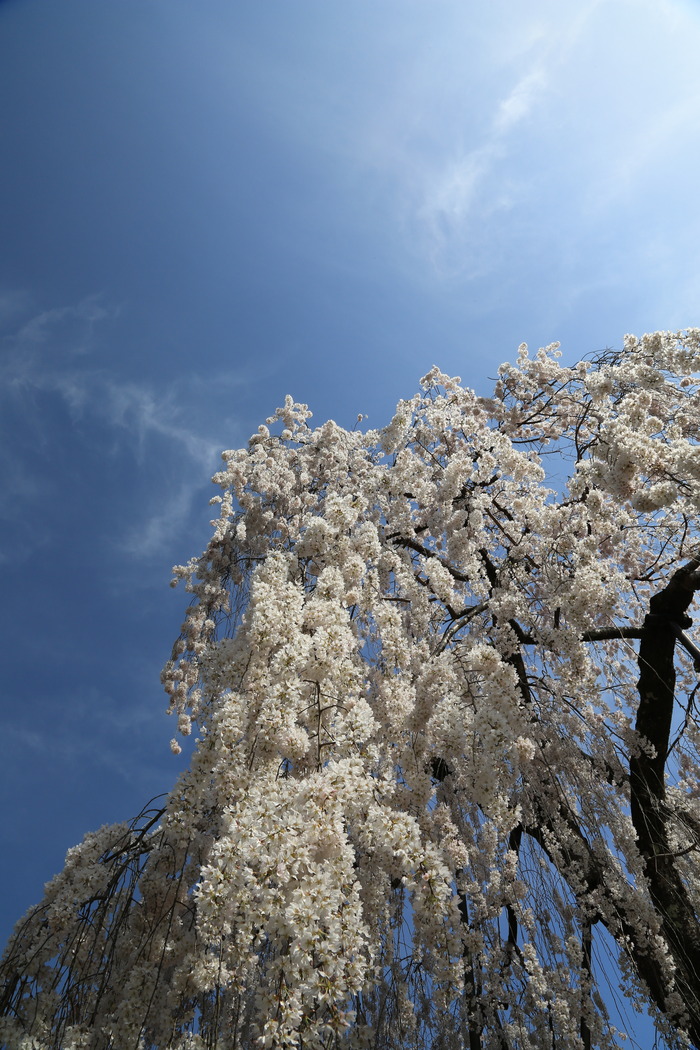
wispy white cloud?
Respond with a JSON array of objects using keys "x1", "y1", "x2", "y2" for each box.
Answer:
[
  {"x1": 60, "y1": 374, "x2": 223, "y2": 557},
  {"x1": 13, "y1": 295, "x2": 117, "y2": 352},
  {"x1": 119, "y1": 479, "x2": 202, "y2": 559},
  {"x1": 421, "y1": 61, "x2": 548, "y2": 226},
  {"x1": 406, "y1": 6, "x2": 606, "y2": 275},
  {"x1": 0, "y1": 294, "x2": 241, "y2": 560},
  {"x1": 492, "y1": 68, "x2": 548, "y2": 137},
  {"x1": 103, "y1": 380, "x2": 219, "y2": 470},
  {"x1": 337, "y1": 0, "x2": 700, "y2": 295}
]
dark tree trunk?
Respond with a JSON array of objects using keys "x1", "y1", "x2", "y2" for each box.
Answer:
[{"x1": 630, "y1": 560, "x2": 700, "y2": 1047}]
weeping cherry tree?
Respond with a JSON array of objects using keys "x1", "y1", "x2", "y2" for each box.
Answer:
[{"x1": 4, "y1": 330, "x2": 700, "y2": 1050}]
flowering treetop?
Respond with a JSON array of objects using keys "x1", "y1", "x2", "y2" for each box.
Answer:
[{"x1": 3, "y1": 330, "x2": 700, "y2": 1050}]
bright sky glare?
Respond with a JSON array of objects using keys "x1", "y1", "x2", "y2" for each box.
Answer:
[{"x1": 1, "y1": 6, "x2": 700, "y2": 1038}]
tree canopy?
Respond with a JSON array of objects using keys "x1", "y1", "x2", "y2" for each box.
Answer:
[{"x1": 4, "y1": 330, "x2": 700, "y2": 1050}]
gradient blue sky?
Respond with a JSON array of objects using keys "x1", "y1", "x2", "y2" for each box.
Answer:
[{"x1": 2, "y1": 0, "x2": 700, "y2": 1033}]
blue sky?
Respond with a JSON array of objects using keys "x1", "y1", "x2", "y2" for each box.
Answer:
[{"x1": 1, "y1": 0, "x2": 700, "y2": 1028}]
